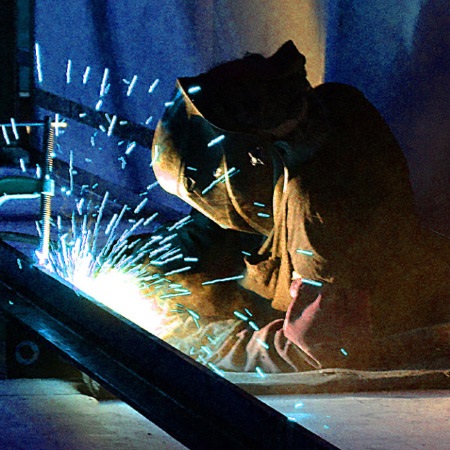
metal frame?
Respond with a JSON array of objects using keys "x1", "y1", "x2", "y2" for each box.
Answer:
[{"x1": 0, "y1": 239, "x2": 338, "y2": 449}]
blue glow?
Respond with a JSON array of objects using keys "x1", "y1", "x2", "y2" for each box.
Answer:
[
  {"x1": 255, "y1": 366, "x2": 266, "y2": 378},
  {"x1": 10, "y1": 118, "x2": 19, "y2": 140},
  {"x1": 82, "y1": 66, "x2": 91, "y2": 84},
  {"x1": 248, "y1": 321, "x2": 260, "y2": 331},
  {"x1": 164, "y1": 266, "x2": 192, "y2": 276},
  {"x1": 296, "y1": 249, "x2": 314, "y2": 256},
  {"x1": 256, "y1": 338, "x2": 269, "y2": 350},
  {"x1": 253, "y1": 202, "x2": 266, "y2": 207},
  {"x1": 233, "y1": 311, "x2": 248, "y2": 321},
  {"x1": 148, "y1": 78, "x2": 160, "y2": 93},
  {"x1": 34, "y1": 43, "x2": 43, "y2": 83},
  {"x1": 188, "y1": 85, "x2": 201, "y2": 94},
  {"x1": 2, "y1": 126, "x2": 10, "y2": 146},
  {"x1": 207, "y1": 362, "x2": 225, "y2": 377},
  {"x1": 257, "y1": 212, "x2": 271, "y2": 218},
  {"x1": 340, "y1": 348, "x2": 348, "y2": 356},
  {"x1": 125, "y1": 141, "x2": 137, "y2": 155},
  {"x1": 107, "y1": 115, "x2": 118, "y2": 137},
  {"x1": 95, "y1": 100, "x2": 103, "y2": 111},
  {"x1": 99, "y1": 68, "x2": 109, "y2": 97},
  {"x1": 202, "y1": 274, "x2": 244, "y2": 285},
  {"x1": 207, "y1": 134, "x2": 225, "y2": 147},
  {"x1": 126, "y1": 75, "x2": 138, "y2": 96},
  {"x1": 302, "y1": 278, "x2": 323, "y2": 287},
  {"x1": 66, "y1": 59, "x2": 72, "y2": 84}
]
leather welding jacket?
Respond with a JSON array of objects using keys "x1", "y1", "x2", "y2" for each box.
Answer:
[{"x1": 150, "y1": 43, "x2": 450, "y2": 372}]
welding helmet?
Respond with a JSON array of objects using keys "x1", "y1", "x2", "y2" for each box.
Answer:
[
  {"x1": 151, "y1": 41, "x2": 311, "y2": 235},
  {"x1": 152, "y1": 81, "x2": 287, "y2": 235}
]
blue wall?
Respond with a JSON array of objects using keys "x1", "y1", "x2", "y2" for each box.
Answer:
[{"x1": 34, "y1": 0, "x2": 449, "y2": 233}]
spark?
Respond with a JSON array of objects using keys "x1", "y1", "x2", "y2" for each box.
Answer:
[
  {"x1": 118, "y1": 156, "x2": 126, "y2": 169},
  {"x1": 34, "y1": 43, "x2": 43, "y2": 83},
  {"x1": 207, "y1": 134, "x2": 225, "y2": 147},
  {"x1": 1, "y1": 126, "x2": 10, "y2": 145},
  {"x1": 187, "y1": 85, "x2": 201, "y2": 94},
  {"x1": 66, "y1": 59, "x2": 72, "y2": 83},
  {"x1": 255, "y1": 366, "x2": 266, "y2": 378},
  {"x1": 19, "y1": 158, "x2": 26, "y2": 172},
  {"x1": 95, "y1": 100, "x2": 103, "y2": 111},
  {"x1": 148, "y1": 78, "x2": 159, "y2": 93},
  {"x1": 82, "y1": 66, "x2": 91, "y2": 84},
  {"x1": 244, "y1": 308, "x2": 253, "y2": 316},
  {"x1": 125, "y1": 141, "x2": 137, "y2": 155},
  {"x1": 201, "y1": 167, "x2": 237, "y2": 195},
  {"x1": 248, "y1": 321, "x2": 260, "y2": 331},
  {"x1": 233, "y1": 311, "x2": 248, "y2": 321},
  {"x1": 134, "y1": 198, "x2": 148, "y2": 214},
  {"x1": 253, "y1": 202, "x2": 266, "y2": 207},
  {"x1": 145, "y1": 115, "x2": 153, "y2": 125},
  {"x1": 164, "y1": 101, "x2": 174, "y2": 108},
  {"x1": 164, "y1": 266, "x2": 192, "y2": 276},
  {"x1": 257, "y1": 212, "x2": 271, "y2": 218},
  {"x1": 79, "y1": 112, "x2": 87, "y2": 118},
  {"x1": 301, "y1": 278, "x2": 323, "y2": 287},
  {"x1": 187, "y1": 166, "x2": 197, "y2": 171},
  {"x1": 10, "y1": 118, "x2": 19, "y2": 140},
  {"x1": 256, "y1": 338, "x2": 269, "y2": 350},
  {"x1": 202, "y1": 274, "x2": 244, "y2": 285},
  {"x1": 207, "y1": 362, "x2": 225, "y2": 377},
  {"x1": 296, "y1": 249, "x2": 314, "y2": 256},
  {"x1": 183, "y1": 257, "x2": 198, "y2": 262},
  {"x1": 107, "y1": 115, "x2": 118, "y2": 137},
  {"x1": 17, "y1": 259, "x2": 22, "y2": 269},
  {"x1": 340, "y1": 348, "x2": 348, "y2": 356},
  {"x1": 99, "y1": 68, "x2": 109, "y2": 97},
  {"x1": 167, "y1": 215, "x2": 191, "y2": 231},
  {"x1": 126, "y1": 75, "x2": 138, "y2": 96},
  {"x1": 146, "y1": 181, "x2": 159, "y2": 190}
]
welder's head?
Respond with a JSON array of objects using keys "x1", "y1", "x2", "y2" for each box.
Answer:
[{"x1": 152, "y1": 41, "x2": 310, "y2": 234}]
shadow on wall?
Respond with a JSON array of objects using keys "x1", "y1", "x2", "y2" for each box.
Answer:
[
  {"x1": 326, "y1": 0, "x2": 449, "y2": 236},
  {"x1": 385, "y1": 0, "x2": 449, "y2": 236}
]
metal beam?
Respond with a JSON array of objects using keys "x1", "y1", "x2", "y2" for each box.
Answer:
[{"x1": 0, "y1": 239, "x2": 339, "y2": 450}]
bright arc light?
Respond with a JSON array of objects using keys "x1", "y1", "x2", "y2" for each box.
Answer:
[{"x1": 72, "y1": 266, "x2": 169, "y2": 336}]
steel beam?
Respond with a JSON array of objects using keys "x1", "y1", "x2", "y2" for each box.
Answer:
[{"x1": 0, "y1": 239, "x2": 338, "y2": 450}]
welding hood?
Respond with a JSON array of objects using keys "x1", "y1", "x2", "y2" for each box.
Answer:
[{"x1": 151, "y1": 80, "x2": 288, "y2": 235}]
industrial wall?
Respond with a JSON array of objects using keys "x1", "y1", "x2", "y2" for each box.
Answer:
[{"x1": 34, "y1": 0, "x2": 449, "y2": 233}]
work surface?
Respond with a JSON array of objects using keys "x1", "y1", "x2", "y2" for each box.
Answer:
[{"x1": 0, "y1": 379, "x2": 448, "y2": 450}]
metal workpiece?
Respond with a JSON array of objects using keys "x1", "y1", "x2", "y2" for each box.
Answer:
[{"x1": 0, "y1": 239, "x2": 338, "y2": 450}]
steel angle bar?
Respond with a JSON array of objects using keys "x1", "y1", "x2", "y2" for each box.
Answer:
[{"x1": 0, "y1": 240, "x2": 338, "y2": 450}]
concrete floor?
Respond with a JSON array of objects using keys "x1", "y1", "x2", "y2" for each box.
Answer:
[{"x1": 0, "y1": 379, "x2": 448, "y2": 450}]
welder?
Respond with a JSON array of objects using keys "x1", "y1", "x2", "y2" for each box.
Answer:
[{"x1": 147, "y1": 41, "x2": 449, "y2": 372}]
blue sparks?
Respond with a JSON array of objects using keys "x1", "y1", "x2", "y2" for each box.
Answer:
[
  {"x1": 255, "y1": 366, "x2": 266, "y2": 378},
  {"x1": 257, "y1": 212, "x2": 271, "y2": 218},
  {"x1": 188, "y1": 85, "x2": 201, "y2": 94},
  {"x1": 233, "y1": 311, "x2": 248, "y2": 321},
  {"x1": 207, "y1": 134, "x2": 225, "y2": 147},
  {"x1": 82, "y1": 66, "x2": 91, "y2": 84},
  {"x1": 253, "y1": 202, "x2": 266, "y2": 207},
  {"x1": 66, "y1": 59, "x2": 72, "y2": 84},
  {"x1": 202, "y1": 274, "x2": 244, "y2": 285},
  {"x1": 99, "y1": 68, "x2": 109, "y2": 97},
  {"x1": 296, "y1": 249, "x2": 314, "y2": 256},
  {"x1": 34, "y1": 43, "x2": 43, "y2": 83},
  {"x1": 248, "y1": 321, "x2": 260, "y2": 331},
  {"x1": 164, "y1": 266, "x2": 192, "y2": 276},
  {"x1": 148, "y1": 78, "x2": 160, "y2": 93},
  {"x1": 126, "y1": 75, "x2": 138, "y2": 96},
  {"x1": 256, "y1": 338, "x2": 269, "y2": 350},
  {"x1": 301, "y1": 278, "x2": 323, "y2": 287},
  {"x1": 125, "y1": 141, "x2": 137, "y2": 155},
  {"x1": 207, "y1": 362, "x2": 225, "y2": 377},
  {"x1": 340, "y1": 348, "x2": 348, "y2": 356}
]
